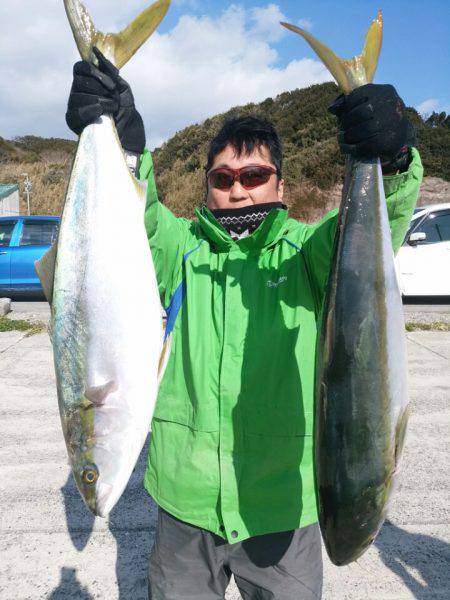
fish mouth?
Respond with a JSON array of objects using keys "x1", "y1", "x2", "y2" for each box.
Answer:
[{"x1": 94, "y1": 482, "x2": 115, "y2": 518}]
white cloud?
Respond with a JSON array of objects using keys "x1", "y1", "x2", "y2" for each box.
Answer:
[
  {"x1": 0, "y1": 2, "x2": 330, "y2": 148},
  {"x1": 416, "y1": 98, "x2": 450, "y2": 116},
  {"x1": 416, "y1": 99, "x2": 438, "y2": 114},
  {"x1": 250, "y1": 4, "x2": 288, "y2": 43},
  {"x1": 297, "y1": 18, "x2": 313, "y2": 31}
]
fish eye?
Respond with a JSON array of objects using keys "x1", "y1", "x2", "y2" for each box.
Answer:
[{"x1": 82, "y1": 465, "x2": 99, "y2": 485}]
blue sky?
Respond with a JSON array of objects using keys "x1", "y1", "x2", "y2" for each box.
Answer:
[
  {"x1": 163, "y1": 0, "x2": 450, "y2": 111},
  {"x1": 1, "y1": 1, "x2": 448, "y2": 145}
]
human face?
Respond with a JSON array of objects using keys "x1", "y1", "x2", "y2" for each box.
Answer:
[{"x1": 206, "y1": 144, "x2": 284, "y2": 210}]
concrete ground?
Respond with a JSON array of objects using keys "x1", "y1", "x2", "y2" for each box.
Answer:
[
  {"x1": 6, "y1": 299, "x2": 51, "y2": 324},
  {"x1": 6, "y1": 298, "x2": 450, "y2": 327},
  {"x1": 402, "y1": 298, "x2": 450, "y2": 326},
  {"x1": 0, "y1": 327, "x2": 449, "y2": 599},
  {"x1": 403, "y1": 304, "x2": 450, "y2": 315}
]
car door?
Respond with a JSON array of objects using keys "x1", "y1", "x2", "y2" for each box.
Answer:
[
  {"x1": 398, "y1": 210, "x2": 450, "y2": 296},
  {"x1": 10, "y1": 219, "x2": 59, "y2": 291},
  {"x1": 0, "y1": 219, "x2": 18, "y2": 288}
]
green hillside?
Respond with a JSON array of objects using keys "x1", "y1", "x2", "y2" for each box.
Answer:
[
  {"x1": 152, "y1": 82, "x2": 450, "y2": 219},
  {"x1": 0, "y1": 136, "x2": 76, "y2": 215},
  {"x1": 0, "y1": 82, "x2": 448, "y2": 219}
]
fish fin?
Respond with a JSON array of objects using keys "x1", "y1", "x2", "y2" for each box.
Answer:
[
  {"x1": 158, "y1": 330, "x2": 172, "y2": 385},
  {"x1": 393, "y1": 405, "x2": 410, "y2": 472},
  {"x1": 47, "y1": 321, "x2": 53, "y2": 343},
  {"x1": 35, "y1": 243, "x2": 57, "y2": 305},
  {"x1": 132, "y1": 178, "x2": 148, "y2": 208},
  {"x1": 361, "y1": 11, "x2": 384, "y2": 86},
  {"x1": 85, "y1": 381, "x2": 118, "y2": 407},
  {"x1": 63, "y1": 0, "x2": 96, "y2": 62},
  {"x1": 280, "y1": 11, "x2": 383, "y2": 92},
  {"x1": 114, "y1": 0, "x2": 171, "y2": 69},
  {"x1": 63, "y1": 0, "x2": 171, "y2": 68}
]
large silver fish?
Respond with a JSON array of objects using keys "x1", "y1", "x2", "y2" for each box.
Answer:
[
  {"x1": 282, "y1": 13, "x2": 409, "y2": 565},
  {"x1": 36, "y1": 0, "x2": 171, "y2": 517}
]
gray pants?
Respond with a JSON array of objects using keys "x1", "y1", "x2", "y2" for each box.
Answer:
[{"x1": 148, "y1": 508, "x2": 323, "y2": 599}]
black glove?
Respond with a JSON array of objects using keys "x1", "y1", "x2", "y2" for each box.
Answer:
[
  {"x1": 329, "y1": 84, "x2": 414, "y2": 163},
  {"x1": 66, "y1": 47, "x2": 145, "y2": 154}
]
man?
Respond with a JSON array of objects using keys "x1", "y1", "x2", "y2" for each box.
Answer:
[{"x1": 67, "y1": 49, "x2": 423, "y2": 599}]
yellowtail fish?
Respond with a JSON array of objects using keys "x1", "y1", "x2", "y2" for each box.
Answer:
[
  {"x1": 36, "y1": 0, "x2": 171, "y2": 517},
  {"x1": 282, "y1": 13, "x2": 409, "y2": 565}
]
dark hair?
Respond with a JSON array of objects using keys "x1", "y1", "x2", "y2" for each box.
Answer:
[{"x1": 205, "y1": 116, "x2": 283, "y2": 178}]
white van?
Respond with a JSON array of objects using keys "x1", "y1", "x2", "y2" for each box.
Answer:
[{"x1": 395, "y1": 203, "x2": 450, "y2": 297}]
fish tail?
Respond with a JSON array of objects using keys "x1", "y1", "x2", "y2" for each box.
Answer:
[
  {"x1": 63, "y1": 0, "x2": 171, "y2": 68},
  {"x1": 281, "y1": 11, "x2": 383, "y2": 92},
  {"x1": 35, "y1": 242, "x2": 57, "y2": 305}
]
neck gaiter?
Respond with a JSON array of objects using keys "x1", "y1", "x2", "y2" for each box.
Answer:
[{"x1": 210, "y1": 202, "x2": 286, "y2": 240}]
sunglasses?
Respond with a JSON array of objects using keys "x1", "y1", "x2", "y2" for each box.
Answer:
[{"x1": 207, "y1": 165, "x2": 278, "y2": 191}]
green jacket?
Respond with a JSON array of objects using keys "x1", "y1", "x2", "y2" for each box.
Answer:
[{"x1": 139, "y1": 149, "x2": 423, "y2": 544}]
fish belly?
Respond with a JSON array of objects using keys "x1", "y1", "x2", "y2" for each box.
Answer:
[
  {"x1": 316, "y1": 158, "x2": 408, "y2": 565},
  {"x1": 53, "y1": 116, "x2": 162, "y2": 517}
]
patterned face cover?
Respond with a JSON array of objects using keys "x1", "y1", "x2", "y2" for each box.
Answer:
[{"x1": 210, "y1": 202, "x2": 287, "y2": 240}]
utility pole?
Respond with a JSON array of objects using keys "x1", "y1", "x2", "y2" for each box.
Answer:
[{"x1": 21, "y1": 173, "x2": 32, "y2": 215}]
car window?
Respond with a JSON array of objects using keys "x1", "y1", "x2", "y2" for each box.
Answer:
[
  {"x1": 20, "y1": 220, "x2": 59, "y2": 246},
  {"x1": 415, "y1": 211, "x2": 450, "y2": 244},
  {"x1": 0, "y1": 221, "x2": 17, "y2": 247},
  {"x1": 435, "y1": 212, "x2": 450, "y2": 241},
  {"x1": 403, "y1": 214, "x2": 427, "y2": 245},
  {"x1": 416, "y1": 217, "x2": 441, "y2": 243}
]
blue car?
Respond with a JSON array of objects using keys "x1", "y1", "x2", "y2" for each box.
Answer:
[{"x1": 0, "y1": 216, "x2": 60, "y2": 297}]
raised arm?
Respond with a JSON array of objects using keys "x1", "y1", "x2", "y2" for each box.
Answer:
[
  {"x1": 138, "y1": 150, "x2": 193, "y2": 307},
  {"x1": 303, "y1": 148, "x2": 423, "y2": 309},
  {"x1": 302, "y1": 83, "x2": 423, "y2": 309},
  {"x1": 65, "y1": 48, "x2": 193, "y2": 307}
]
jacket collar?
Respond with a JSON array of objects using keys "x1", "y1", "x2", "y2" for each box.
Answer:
[{"x1": 195, "y1": 205, "x2": 288, "y2": 252}]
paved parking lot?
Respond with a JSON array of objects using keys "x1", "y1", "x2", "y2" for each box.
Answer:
[
  {"x1": 7, "y1": 298, "x2": 450, "y2": 326},
  {"x1": 0, "y1": 318, "x2": 449, "y2": 599}
]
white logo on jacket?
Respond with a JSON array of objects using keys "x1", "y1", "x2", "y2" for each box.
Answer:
[{"x1": 267, "y1": 276, "x2": 287, "y2": 288}]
